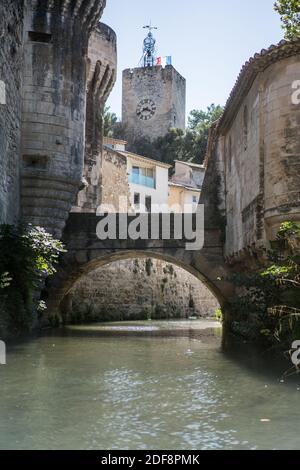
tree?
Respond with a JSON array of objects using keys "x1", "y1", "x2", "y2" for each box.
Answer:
[
  {"x1": 103, "y1": 106, "x2": 118, "y2": 137},
  {"x1": 109, "y1": 104, "x2": 224, "y2": 166},
  {"x1": 274, "y1": 0, "x2": 300, "y2": 40},
  {"x1": 188, "y1": 104, "x2": 224, "y2": 130},
  {"x1": 232, "y1": 221, "x2": 300, "y2": 349},
  {"x1": 0, "y1": 225, "x2": 65, "y2": 336}
]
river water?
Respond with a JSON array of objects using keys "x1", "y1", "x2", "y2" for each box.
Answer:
[{"x1": 0, "y1": 320, "x2": 300, "y2": 450}]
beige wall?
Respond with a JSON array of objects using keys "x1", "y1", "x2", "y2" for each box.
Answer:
[
  {"x1": 204, "y1": 47, "x2": 300, "y2": 261},
  {"x1": 169, "y1": 186, "x2": 200, "y2": 213},
  {"x1": 0, "y1": 0, "x2": 23, "y2": 225},
  {"x1": 101, "y1": 147, "x2": 131, "y2": 211},
  {"x1": 69, "y1": 258, "x2": 220, "y2": 322},
  {"x1": 263, "y1": 56, "x2": 300, "y2": 238},
  {"x1": 169, "y1": 186, "x2": 183, "y2": 210}
]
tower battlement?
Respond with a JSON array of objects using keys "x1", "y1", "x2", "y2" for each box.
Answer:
[{"x1": 30, "y1": 0, "x2": 106, "y2": 31}]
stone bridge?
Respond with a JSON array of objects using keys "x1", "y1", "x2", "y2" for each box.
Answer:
[{"x1": 46, "y1": 213, "x2": 235, "y2": 319}]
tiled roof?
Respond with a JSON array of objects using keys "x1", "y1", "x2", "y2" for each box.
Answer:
[{"x1": 218, "y1": 38, "x2": 300, "y2": 132}]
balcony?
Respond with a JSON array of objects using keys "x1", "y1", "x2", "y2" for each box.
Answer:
[{"x1": 129, "y1": 173, "x2": 155, "y2": 189}]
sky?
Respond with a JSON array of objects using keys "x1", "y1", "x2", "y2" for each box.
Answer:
[{"x1": 101, "y1": 0, "x2": 283, "y2": 119}]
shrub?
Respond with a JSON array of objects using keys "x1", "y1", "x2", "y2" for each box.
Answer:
[
  {"x1": 214, "y1": 308, "x2": 223, "y2": 323},
  {"x1": 0, "y1": 224, "x2": 65, "y2": 337},
  {"x1": 232, "y1": 221, "x2": 300, "y2": 347}
]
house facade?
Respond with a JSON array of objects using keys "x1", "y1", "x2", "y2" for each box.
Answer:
[
  {"x1": 102, "y1": 137, "x2": 171, "y2": 213},
  {"x1": 168, "y1": 161, "x2": 204, "y2": 213}
]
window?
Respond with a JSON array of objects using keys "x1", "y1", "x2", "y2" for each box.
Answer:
[
  {"x1": 28, "y1": 31, "x2": 52, "y2": 43},
  {"x1": 132, "y1": 166, "x2": 154, "y2": 178},
  {"x1": 23, "y1": 155, "x2": 48, "y2": 170},
  {"x1": 192, "y1": 196, "x2": 197, "y2": 204},
  {"x1": 145, "y1": 196, "x2": 152, "y2": 213},
  {"x1": 134, "y1": 193, "x2": 140, "y2": 210},
  {"x1": 130, "y1": 166, "x2": 155, "y2": 188}
]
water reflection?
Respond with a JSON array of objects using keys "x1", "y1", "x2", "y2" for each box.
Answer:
[{"x1": 0, "y1": 320, "x2": 299, "y2": 450}]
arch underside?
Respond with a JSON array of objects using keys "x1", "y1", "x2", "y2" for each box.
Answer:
[{"x1": 46, "y1": 246, "x2": 234, "y2": 318}]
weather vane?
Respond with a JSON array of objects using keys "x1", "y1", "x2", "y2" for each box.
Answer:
[{"x1": 141, "y1": 22, "x2": 158, "y2": 67}]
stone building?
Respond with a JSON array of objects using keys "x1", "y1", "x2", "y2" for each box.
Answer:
[
  {"x1": 101, "y1": 137, "x2": 171, "y2": 213},
  {"x1": 101, "y1": 138, "x2": 131, "y2": 212},
  {"x1": 122, "y1": 65, "x2": 186, "y2": 141},
  {"x1": 169, "y1": 161, "x2": 204, "y2": 213},
  {"x1": 0, "y1": 1, "x2": 110, "y2": 237},
  {"x1": 0, "y1": 0, "x2": 24, "y2": 225},
  {"x1": 75, "y1": 22, "x2": 117, "y2": 213},
  {"x1": 202, "y1": 39, "x2": 300, "y2": 265},
  {"x1": 69, "y1": 258, "x2": 220, "y2": 322}
]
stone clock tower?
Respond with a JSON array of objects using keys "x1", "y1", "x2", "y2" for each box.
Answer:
[{"x1": 122, "y1": 27, "x2": 186, "y2": 141}]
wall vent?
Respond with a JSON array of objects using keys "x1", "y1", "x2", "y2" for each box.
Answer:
[
  {"x1": 28, "y1": 31, "x2": 52, "y2": 43},
  {"x1": 23, "y1": 155, "x2": 48, "y2": 170}
]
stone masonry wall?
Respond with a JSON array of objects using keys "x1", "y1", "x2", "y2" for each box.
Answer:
[
  {"x1": 0, "y1": 0, "x2": 24, "y2": 225},
  {"x1": 21, "y1": 0, "x2": 107, "y2": 238},
  {"x1": 122, "y1": 65, "x2": 186, "y2": 141},
  {"x1": 75, "y1": 22, "x2": 117, "y2": 212},
  {"x1": 263, "y1": 55, "x2": 300, "y2": 239},
  {"x1": 101, "y1": 146, "x2": 131, "y2": 211},
  {"x1": 203, "y1": 41, "x2": 300, "y2": 264},
  {"x1": 223, "y1": 53, "x2": 300, "y2": 258},
  {"x1": 69, "y1": 258, "x2": 220, "y2": 322}
]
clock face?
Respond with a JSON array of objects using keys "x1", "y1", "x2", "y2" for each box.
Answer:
[{"x1": 136, "y1": 98, "x2": 156, "y2": 121}]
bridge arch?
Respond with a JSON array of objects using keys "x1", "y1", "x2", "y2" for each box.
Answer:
[
  {"x1": 46, "y1": 247, "x2": 234, "y2": 322},
  {"x1": 44, "y1": 213, "x2": 235, "y2": 321}
]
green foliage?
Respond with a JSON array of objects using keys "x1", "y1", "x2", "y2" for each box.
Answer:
[
  {"x1": 214, "y1": 308, "x2": 223, "y2": 323},
  {"x1": 0, "y1": 224, "x2": 65, "y2": 337},
  {"x1": 163, "y1": 264, "x2": 175, "y2": 277},
  {"x1": 274, "y1": 0, "x2": 300, "y2": 39},
  {"x1": 0, "y1": 272, "x2": 11, "y2": 290},
  {"x1": 160, "y1": 277, "x2": 168, "y2": 294},
  {"x1": 144, "y1": 307, "x2": 152, "y2": 321},
  {"x1": 187, "y1": 104, "x2": 224, "y2": 161},
  {"x1": 145, "y1": 258, "x2": 153, "y2": 277},
  {"x1": 232, "y1": 222, "x2": 300, "y2": 346},
  {"x1": 103, "y1": 105, "x2": 118, "y2": 137},
  {"x1": 111, "y1": 104, "x2": 224, "y2": 166},
  {"x1": 132, "y1": 259, "x2": 140, "y2": 275}
]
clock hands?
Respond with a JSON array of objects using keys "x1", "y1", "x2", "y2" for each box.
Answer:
[{"x1": 136, "y1": 99, "x2": 156, "y2": 120}]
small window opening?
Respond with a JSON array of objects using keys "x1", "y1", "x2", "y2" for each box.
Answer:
[
  {"x1": 28, "y1": 31, "x2": 52, "y2": 43},
  {"x1": 23, "y1": 155, "x2": 48, "y2": 170}
]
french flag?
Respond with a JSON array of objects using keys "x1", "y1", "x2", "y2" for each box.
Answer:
[{"x1": 156, "y1": 56, "x2": 172, "y2": 67}]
